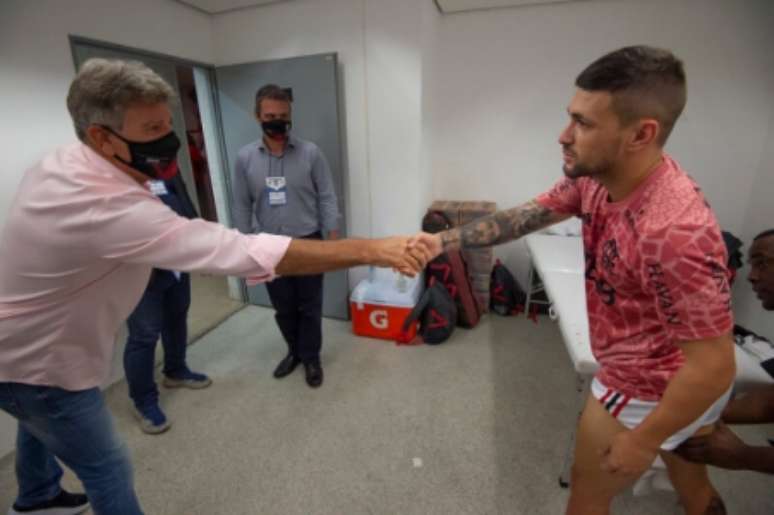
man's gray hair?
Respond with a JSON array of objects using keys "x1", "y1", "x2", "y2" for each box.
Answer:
[{"x1": 66, "y1": 58, "x2": 176, "y2": 142}]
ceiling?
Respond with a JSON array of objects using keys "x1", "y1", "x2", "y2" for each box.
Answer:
[
  {"x1": 176, "y1": 0, "x2": 583, "y2": 16},
  {"x1": 435, "y1": 0, "x2": 582, "y2": 14},
  {"x1": 175, "y1": 0, "x2": 291, "y2": 14}
]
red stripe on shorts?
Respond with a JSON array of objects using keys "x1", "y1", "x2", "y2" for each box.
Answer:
[{"x1": 611, "y1": 395, "x2": 631, "y2": 418}]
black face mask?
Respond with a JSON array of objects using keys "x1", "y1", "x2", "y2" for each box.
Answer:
[
  {"x1": 261, "y1": 119, "x2": 291, "y2": 141},
  {"x1": 105, "y1": 128, "x2": 181, "y2": 180}
]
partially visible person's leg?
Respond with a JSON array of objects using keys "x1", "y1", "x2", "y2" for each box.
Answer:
[
  {"x1": 267, "y1": 275, "x2": 303, "y2": 379},
  {"x1": 124, "y1": 288, "x2": 164, "y2": 409},
  {"x1": 0, "y1": 382, "x2": 73, "y2": 512},
  {"x1": 161, "y1": 273, "x2": 189, "y2": 378},
  {"x1": 14, "y1": 424, "x2": 64, "y2": 507},
  {"x1": 266, "y1": 275, "x2": 300, "y2": 356},
  {"x1": 295, "y1": 272, "x2": 324, "y2": 364},
  {"x1": 160, "y1": 273, "x2": 211, "y2": 389},
  {"x1": 11, "y1": 384, "x2": 144, "y2": 515},
  {"x1": 0, "y1": 386, "x2": 90, "y2": 515},
  {"x1": 566, "y1": 394, "x2": 640, "y2": 515},
  {"x1": 295, "y1": 272, "x2": 324, "y2": 387},
  {"x1": 662, "y1": 426, "x2": 726, "y2": 515},
  {"x1": 124, "y1": 287, "x2": 170, "y2": 433}
]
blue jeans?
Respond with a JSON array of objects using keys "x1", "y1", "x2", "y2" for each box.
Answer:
[
  {"x1": 124, "y1": 272, "x2": 190, "y2": 408},
  {"x1": 0, "y1": 382, "x2": 144, "y2": 515}
]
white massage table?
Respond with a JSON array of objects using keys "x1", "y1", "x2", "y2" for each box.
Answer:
[
  {"x1": 524, "y1": 234, "x2": 598, "y2": 377},
  {"x1": 524, "y1": 233, "x2": 774, "y2": 488}
]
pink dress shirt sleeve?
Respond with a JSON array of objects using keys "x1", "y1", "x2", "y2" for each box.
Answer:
[{"x1": 89, "y1": 184, "x2": 291, "y2": 282}]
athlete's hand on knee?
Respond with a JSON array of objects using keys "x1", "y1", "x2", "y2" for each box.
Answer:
[
  {"x1": 601, "y1": 430, "x2": 659, "y2": 477},
  {"x1": 674, "y1": 422, "x2": 748, "y2": 469}
]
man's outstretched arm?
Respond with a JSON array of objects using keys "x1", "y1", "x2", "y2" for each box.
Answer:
[{"x1": 275, "y1": 236, "x2": 429, "y2": 277}]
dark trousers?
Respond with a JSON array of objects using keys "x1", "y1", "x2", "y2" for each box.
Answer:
[
  {"x1": 124, "y1": 273, "x2": 190, "y2": 408},
  {"x1": 266, "y1": 233, "x2": 324, "y2": 364}
]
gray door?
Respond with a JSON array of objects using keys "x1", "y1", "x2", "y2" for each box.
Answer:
[
  {"x1": 215, "y1": 54, "x2": 348, "y2": 320},
  {"x1": 70, "y1": 42, "x2": 200, "y2": 214}
]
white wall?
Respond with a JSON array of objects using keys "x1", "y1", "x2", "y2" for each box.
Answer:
[
  {"x1": 362, "y1": 0, "x2": 430, "y2": 237},
  {"x1": 426, "y1": 0, "x2": 774, "y2": 292},
  {"x1": 0, "y1": 0, "x2": 213, "y2": 458},
  {"x1": 420, "y1": 0, "x2": 442, "y2": 229}
]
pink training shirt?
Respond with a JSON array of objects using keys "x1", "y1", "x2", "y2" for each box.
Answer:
[
  {"x1": 0, "y1": 143, "x2": 291, "y2": 390},
  {"x1": 537, "y1": 155, "x2": 733, "y2": 401}
]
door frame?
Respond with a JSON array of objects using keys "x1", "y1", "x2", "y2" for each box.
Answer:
[
  {"x1": 213, "y1": 52, "x2": 349, "y2": 319},
  {"x1": 69, "y1": 35, "x2": 244, "y2": 299},
  {"x1": 66, "y1": 36, "x2": 350, "y2": 311}
]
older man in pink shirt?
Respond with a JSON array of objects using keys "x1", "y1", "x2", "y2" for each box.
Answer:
[{"x1": 0, "y1": 59, "x2": 427, "y2": 515}]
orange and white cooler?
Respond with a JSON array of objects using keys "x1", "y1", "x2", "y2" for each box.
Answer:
[{"x1": 350, "y1": 268, "x2": 423, "y2": 341}]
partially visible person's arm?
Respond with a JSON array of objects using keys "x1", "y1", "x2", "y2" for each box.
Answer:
[
  {"x1": 722, "y1": 386, "x2": 774, "y2": 424},
  {"x1": 676, "y1": 421, "x2": 774, "y2": 474},
  {"x1": 311, "y1": 147, "x2": 340, "y2": 237},
  {"x1": 274, "y1": 236, "x2": 423, "y2": 276},
  {"x1": 231, "y1": 151, "x2": 255, "y2": 234}
]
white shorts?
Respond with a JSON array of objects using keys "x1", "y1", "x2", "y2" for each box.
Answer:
[{"x1": 591, "y1": 377, "x2": 733, "y2": 451}]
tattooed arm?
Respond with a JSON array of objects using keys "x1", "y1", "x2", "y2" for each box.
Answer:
[
  {"x1": 413, "y1": 200, "x2": 569, "y2": 259},
  {"x1": 440, "y1": 200, "x2": 567, "y2": 251}
]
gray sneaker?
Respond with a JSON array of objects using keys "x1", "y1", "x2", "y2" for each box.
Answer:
[
  {"x1": 162, "y1": 370, "x2": 212, "y2": 390},
  {"x1": 132, "y1": 404, "x2": 171, "y2": 435}
]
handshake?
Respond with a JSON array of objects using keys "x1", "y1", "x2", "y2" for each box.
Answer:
[
  {"x1": 370, "y1": 232, "x2": 445, "y2": 277},
  {"x1": 265, "y1": 231, "x2": 454, "y2": 279}
]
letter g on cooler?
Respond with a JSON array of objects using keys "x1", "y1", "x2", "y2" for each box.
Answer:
[{"x1": 369, "y1": 309, "x2": 389, "y2": 330}]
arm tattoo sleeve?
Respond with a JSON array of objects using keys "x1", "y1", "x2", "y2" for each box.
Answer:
[{"x1": 440, "y1": 200, "x2": 565, "y2": 251}]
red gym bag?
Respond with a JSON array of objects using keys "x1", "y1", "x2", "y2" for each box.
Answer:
[{"x1": 421, "y1": 210, "x2": 482, "y2": 328}]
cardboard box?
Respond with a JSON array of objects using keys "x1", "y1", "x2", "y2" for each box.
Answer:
[{"x1": 428, "y1": 200, "x2": 497, "y2": 312}]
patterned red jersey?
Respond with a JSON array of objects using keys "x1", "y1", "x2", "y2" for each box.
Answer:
[{"x1": 537, "y1": 155, "x2": 733, "y2": 400}]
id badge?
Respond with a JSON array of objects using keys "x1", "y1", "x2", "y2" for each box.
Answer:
[
  {"x1": 147, "y1": 180, "x2": 168, "y2": 196},
  {"x1": 266, "y1": 176, "x2": 287, "y2": 206}
]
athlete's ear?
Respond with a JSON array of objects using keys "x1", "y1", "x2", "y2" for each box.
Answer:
[{"x1": 625, "y1": 118, "x2": 659, "y2": 151}]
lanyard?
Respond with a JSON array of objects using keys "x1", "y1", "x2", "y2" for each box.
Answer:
[{"x1": 266, "y1": 149, "x2": 286, "y2": 178}]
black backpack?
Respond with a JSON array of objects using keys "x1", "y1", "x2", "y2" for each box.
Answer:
[
  {"x1": 490, "y1": 260, "x2": 527, "y2": 316},
  {"x1": 397, "y1": 280, "x2": 457, "y2": 345}
]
